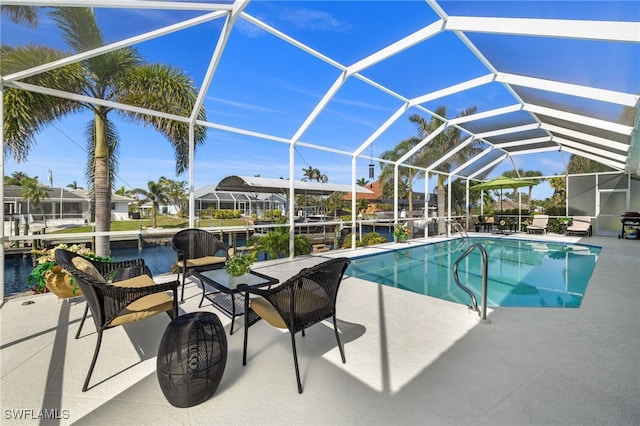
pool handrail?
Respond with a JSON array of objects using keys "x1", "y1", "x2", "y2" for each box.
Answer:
[
  {"x1": 453, "y1": 243, "x2": 490, "y2": 323},
  {"x1": 451, "y1": 222, "x2": 468, "y2": 242}
]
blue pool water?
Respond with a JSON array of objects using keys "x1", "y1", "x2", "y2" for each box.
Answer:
[{"x1": 346, "y1": 238, "x2": 602, "y2": 308}]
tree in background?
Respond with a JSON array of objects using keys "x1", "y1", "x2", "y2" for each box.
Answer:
[
  {"x1": 3, "y1": 7, "x2": 206, "y2": 256},
  {"x1": 134, "y1": 180, "x2": 168, "y2": 229},
  {"x1": 66, "y1": 180, "x2": 83, "y2": 190},
  {"x1": 356, "y1": 177, "x2": 369, "y2": 187},
  {"x1": 301, "y1": 166, "x2": 327, "y2": 183},
  {"x1": 502, "y1": 169, "x2": 543, "y2": 209},
  {"x1": 159, "y1": 177, "x2": 188, "y2": 216},
  {"x1": 379, "y1": 136, "x2": 422, "y2": 215},
  {"x1": 325, "y1": 191, "x2": 348, "y2": 217},
  {"x1": 408, "y1": 106, "x2": 481, "y2": 234},
  {"x1": 20, "y1": 177, "x2": 49, "y2": 228},
  {"x1": 567, "y1": 155, "x2": 614, "y2": 175},
  {"x1": 547, "y1": 175, "x2": 566, "y2": 207},
  {"x1": 4, "y1": 171, "x2": 32, "y2": 186}
]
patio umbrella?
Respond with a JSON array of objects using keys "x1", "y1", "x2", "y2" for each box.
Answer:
[{"x1": 470, "y1": 176, "x2": 538, "y2": 217}]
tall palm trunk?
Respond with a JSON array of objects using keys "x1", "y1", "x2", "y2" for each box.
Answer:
[
  {"x1": 39, "y1": 204, "x2": 47, "y2": 229},
  {"x1": 152, "y1": 205, "x2": 157, "y2": 228},
  {"x1": 94, "y1": 111, "x2": 111, "y2": 256}
]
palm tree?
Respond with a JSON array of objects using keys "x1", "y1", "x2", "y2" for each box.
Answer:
[
  {"x1": 409, "y1": 106, "x2": 481, "y2": 233},
  {"x1": 4, "y1": 171, "x2": 32, "y2": 186},
  {"x1": 135, "y1": 180, "x2": 168, "y2": 229},
  {"x1": 379, "y1": 136, "x2": 423, "y2": 216},
  {"x1": 159, "y1": 176, "x2": 188, "y2": 215},
  {"x1": 3, "y1": 7, "x2": 207, "y2": 256},
  {"x1": 502, "y1": 169, "x2": 542, "y2": 210},
  {"x1": 21, "y1": 177, "x2": 49, "y2": 228},
  {"x1": 66, "y1": 180, "x2": 83, "y2": 190},
  {"x1": 547, "y1": 175, "x2": 566, "y2": 207},
  {"x1": 356, "y1": 178, "x2": 369, "y2": 187},
  {"x1": 114, "y1": 186, "x2": 129, "y2": 196}
]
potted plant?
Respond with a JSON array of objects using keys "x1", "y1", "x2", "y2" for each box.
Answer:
[
  {"x1": 393, "y1": 224, "x2": 409, "y2": 243},
  {"x1": 28, "y1": 243, "x2": 111, "y2": 297},
  {"x1": 225, "y1": 253, "x2": 255, "y2": 277}
]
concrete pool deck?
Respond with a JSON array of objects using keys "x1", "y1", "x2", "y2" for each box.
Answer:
[{"x1": 1, "y1": 233, "x2": 638, "y2": 425}]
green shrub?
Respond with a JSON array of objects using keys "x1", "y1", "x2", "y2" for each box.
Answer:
[
  {"x1": 362, "y1": 231, "x2": 387, "y2": 245},
  {"x1": 341, "y1": 231, "x2": 388, "y2": 249},
  {"x1": 212, "y1": 209, "x2": 240, "y2": 219}
]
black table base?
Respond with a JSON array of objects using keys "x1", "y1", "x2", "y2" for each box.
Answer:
[{"x1": 157, "y1": 312, "x2": 227, "y2": 408}]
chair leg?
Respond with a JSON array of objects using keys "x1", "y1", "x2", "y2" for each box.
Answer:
[
  {"x1": 75, "y1": 304, "x2": 90, "y2": 339},
  {"x1": 170, "y1": 289, "x2": 179, "y2": 318},
  {"x1": 82, "y1": 329, "x2": 103, "y2": 392},
  {"x1": 290, "y1": 332, "x2": 303, "y2": 394},
  {"x1": 180, "y1": 268, "x2": 186, "y2": 301},
  {"x1": 333, "y1": 316, "x2": 346, "y2": 364},
  {"x1": 242, "y1": 294, "x2": 250, "y2": 366}
]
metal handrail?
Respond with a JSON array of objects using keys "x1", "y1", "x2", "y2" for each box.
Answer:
[
  {"x1": 452, "y1": 243, "x2": 490, "y2": 322},
  {"x1": 451, "y1": 222, "x2": 468, "y2": 241}
]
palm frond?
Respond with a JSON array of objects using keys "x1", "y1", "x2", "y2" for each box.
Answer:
[
  {"x1": 2, "y1": 45, "x2": 84, "y2": 162},
  {"x1": 50, "y1": 7, "x2": 104, "y2": 53},
  {"x1": 1, "y1": 5, "x2": 39, "y2": 27},
  {"x1": 116, "y1": 63, "x2": 207, "y2": 173}
]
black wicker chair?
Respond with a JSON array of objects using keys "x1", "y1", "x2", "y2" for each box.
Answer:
[
  {"x1": 239, "y1": 257, "x2": 351, "y2": 393},
  {"x1": 171, "y1": 229, "x2": 230, "y2": 301},
  {"x1": 55, "y1": 249, "x2": 179, "y2": 392}
]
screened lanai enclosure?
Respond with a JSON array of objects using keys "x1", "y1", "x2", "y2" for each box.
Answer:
[{"x1": 1, "y1": 0, "x2": 639, "y2": 300}]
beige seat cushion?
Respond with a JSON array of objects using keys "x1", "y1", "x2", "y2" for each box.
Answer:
[
  {"x1": 177, "y1": 256, "x2": 227, "y2": 268},
  {"x1": 71, "y1": 257, "x2": 107, "y2": 283},
  {"x1": 250, "y1": 288, "x2": 329, "y2": 329},
  {"x1": 108, "y1": 274, "x2": 174, "y2": 327}
]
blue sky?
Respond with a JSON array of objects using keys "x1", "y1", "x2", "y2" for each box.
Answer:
[{"x1": 2, "y1": 1, "x2": 638, "y2": 201}]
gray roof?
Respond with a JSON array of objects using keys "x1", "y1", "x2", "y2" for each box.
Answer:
[
  {"x1": 215, "y1": 175, "x2": 374, "y2": 196},
  {"x1": 4, "y1": 185, "x2": 87, "y2": 201}
]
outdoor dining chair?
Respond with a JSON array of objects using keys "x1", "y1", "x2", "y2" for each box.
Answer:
[
  {"x1": 239, "y1": 257, "x2": 351, "y2": 393},
  {"x1": 55, "y1": 249, "x2": 179, "y2": 392},
  {"x1": 171, "y1": 228, "x2": 230, "y2": 301}
]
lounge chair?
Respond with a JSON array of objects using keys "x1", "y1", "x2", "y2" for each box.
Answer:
[
  {"x1": 566, "y1": 216, "x2": 591, "y2": 237},
  {"x1": 526, "y1": 214, "x2": 549, "y2": 234},
  {"x1": 55, "y1": 249, "x2": 179, "y2": 392},
  {"x1": 171, "y1": 228, "x2": 230, "y2": 301},
  {"x1": 239, "y1": 257, "x2": 351, "y2": 393}
]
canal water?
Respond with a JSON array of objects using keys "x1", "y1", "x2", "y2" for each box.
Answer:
[{"x1": 4, "y1": 225, "x2": 394, "y2": 296}]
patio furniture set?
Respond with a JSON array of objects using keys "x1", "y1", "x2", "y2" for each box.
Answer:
[
  {"x1": 54, "y1": 228, "x2": 350, "y2": 406},
  {"x1": 474, "y1": 214, "x2": 592, "y2": 237}
]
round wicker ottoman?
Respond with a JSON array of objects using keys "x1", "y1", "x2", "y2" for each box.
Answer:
[{"x1": 157, "y1": 311, "x2": 227, "y2": 408}]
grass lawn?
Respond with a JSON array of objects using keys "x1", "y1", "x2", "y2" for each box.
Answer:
[{"x1": 50, "y1": 216, "x2": 249, "y2": 233}]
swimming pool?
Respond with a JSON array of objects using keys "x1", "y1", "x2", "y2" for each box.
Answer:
[{"x1": 345, "y1": 237, "x2": 602, "y2": 308}]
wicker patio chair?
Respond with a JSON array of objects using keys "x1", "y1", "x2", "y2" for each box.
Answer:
[
  {"x1": 171, "y1": 229, "x2": 231, "y2": 301},
  {"x1": 55, "y1": 249, "x2": 179, "y2": 392},
  {"x1": 239, "y1": 257, "x2": 351, "y2": 393}
]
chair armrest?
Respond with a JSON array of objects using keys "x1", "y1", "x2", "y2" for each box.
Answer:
[
  {"x1": 237, "y1": 283, "x2": 277, "y2": 298},
  {"x1": 101, "y1": 280, "x2": 179, "y2": 324}
]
